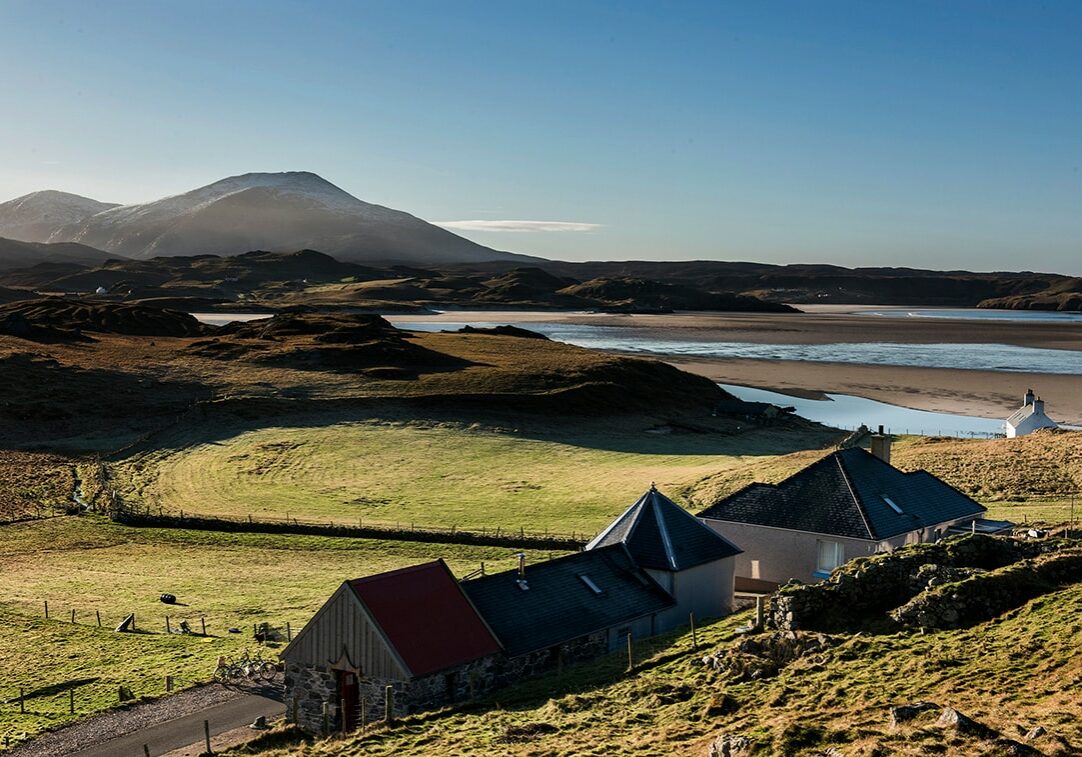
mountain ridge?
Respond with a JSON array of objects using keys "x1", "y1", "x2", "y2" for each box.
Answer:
[{"x1": 3, "y1": 172, "x2": 532, "y2": 267}]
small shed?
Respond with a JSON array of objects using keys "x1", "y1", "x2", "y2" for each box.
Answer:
[{"x1": 281, "y1": 560, "x2": 500, "y2": 733}]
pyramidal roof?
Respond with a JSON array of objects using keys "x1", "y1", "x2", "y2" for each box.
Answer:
[{"x1": 586, "y1": 487, "x2": 742, "y2": 571}]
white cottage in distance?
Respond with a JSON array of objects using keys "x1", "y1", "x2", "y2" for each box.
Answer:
[{"x1": 1006, "y1": 389, "x2": 1059, "y2": 438}]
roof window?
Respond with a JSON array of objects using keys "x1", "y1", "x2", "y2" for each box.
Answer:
[
  {"x1": 579, "y1": 574, "x2": 603, "y2": 595},
  {"x1": 882, "y1": 495, "x2": 903, "y2": 514}
]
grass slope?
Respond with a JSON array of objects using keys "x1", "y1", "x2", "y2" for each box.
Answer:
[
  {"x1": 0, "y1": 518, "x2": 553, "y2": 747},
  {"x1": 229, "y1": 582, "x2": 1082, "y2": 757},
  {"x1": 115, "y1": 419, "x2": 836, "y2": 533}
]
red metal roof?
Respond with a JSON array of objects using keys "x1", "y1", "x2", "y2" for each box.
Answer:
[{"x1": 349, "y1": 560, "x2": 501, "y2": 677}]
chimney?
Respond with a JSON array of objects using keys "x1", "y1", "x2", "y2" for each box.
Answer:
[
  {"x1": 515, "y1": 552, "x2": 529, "y2": 591},
  {"x1": 1024, "y1": 388, "x2": 1035, "y2": 407},
  {"x1": 1034, "y1": 397, "x2": 1045, "y2": 414},
  {"x1": 871, "y1": 432, "x2": 892, "y2": 465}
]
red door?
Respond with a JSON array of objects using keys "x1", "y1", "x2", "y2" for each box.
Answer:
[{"x1": 337, "y1": 671, "x2": 360, "y2": 732}]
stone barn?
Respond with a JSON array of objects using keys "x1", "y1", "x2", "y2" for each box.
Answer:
[
  {"x1": 283, "y1": 486, "x2": 742, "y2": 735},
  {"x1": 281, "y1": 560, "x2": 501, "y2": 733}
]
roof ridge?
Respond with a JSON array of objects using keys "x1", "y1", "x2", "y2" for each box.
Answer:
[
  {"x1": 349, "y1": 559, "x2": 442, "y2": 585},
  {"x1": 835, "y1": 453, "x2": 875, "y2": 540},
  {"x1": 651, "y1": 494, "x2": 679, "y2": 570}
]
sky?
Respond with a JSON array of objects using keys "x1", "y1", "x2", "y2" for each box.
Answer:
[{"x1": 1, "y1": 1, "x2": 1080, "y2": 272}]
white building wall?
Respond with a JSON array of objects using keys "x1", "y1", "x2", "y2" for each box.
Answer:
[{"x1": 646, "y1": 558, "x2": 735, "y2": 631}]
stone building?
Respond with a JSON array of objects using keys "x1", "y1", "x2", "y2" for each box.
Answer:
[
  {"x1": 281, "y1": 560, "x2": 501, "y2": 733},
  {"x1": 697, "y1": 442, "x2": 997, "y2": 590},
  {"x1": 283, "y1": 486, "x2": 742, "y2": 735}
]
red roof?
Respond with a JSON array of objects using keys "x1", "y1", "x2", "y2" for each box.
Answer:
[{"x1": 349, "y1": 560, "x2": 500, "y2": 677}]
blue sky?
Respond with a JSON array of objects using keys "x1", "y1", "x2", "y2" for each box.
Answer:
[{"x1": 1, "y1": 1, "x2": 1079, "y2": 272}]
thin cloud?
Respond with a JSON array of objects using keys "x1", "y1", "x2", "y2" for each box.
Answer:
[{"x1": 433, "y1": 219, "x2": 602, "y2": 233}]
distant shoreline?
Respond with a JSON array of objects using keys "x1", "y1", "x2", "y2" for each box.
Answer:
[{"x1": 387, "y1": 309, "x2": 1082, "y2": 426}]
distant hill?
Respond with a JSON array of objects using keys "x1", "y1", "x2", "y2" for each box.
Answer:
[
  {"x1": 0, "y1": 236, "x2": 121, "y2": 272},
  {"x1": 12, "y1": 172, "x2": 531, "y2": 266},
  {"x1": 979, "y1": 278, "x2": 1082, "y2": 312},
  {"x1": 0, "y1": 190, "x2": 118, "y2": 243}
]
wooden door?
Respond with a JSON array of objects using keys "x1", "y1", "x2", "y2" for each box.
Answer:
[{"x1": 337, "y1": 670, "x2": 360, "y2": 732}]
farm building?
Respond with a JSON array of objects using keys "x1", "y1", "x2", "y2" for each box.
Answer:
[
  {"x1": 584, "y1": 485, "x2": 742, "y2": 628},
  {"x1": 1006, "y1": 388, "x2": 1059, "y2": 438},
  {"x1": 697, "y1": 439, "x2": 1001, "y2": 591},
  {"x1": 283, "y1": 486, "x2": 741, "y2": 734}
]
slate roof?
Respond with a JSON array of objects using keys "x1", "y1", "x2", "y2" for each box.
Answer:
[
  {"x1": 349, "y1": 560, "x2": 501, "y2": 677},
  {"x1": 585, "y1": 486, "x2": 742, "y2": 571},
  {"x1": 460, "y1": 545, "x2": 675, "y2": 657},
  {"x1": 696, "y1": 448, "x2": 986, "y2": 541}
]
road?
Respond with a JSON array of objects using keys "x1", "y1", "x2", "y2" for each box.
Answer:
[{"x1": 68, "y1": 692, "x2": 283, "y2": 757}]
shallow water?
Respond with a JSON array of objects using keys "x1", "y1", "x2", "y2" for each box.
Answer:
[
  {"x1": 390, "y1": 319, "x2": 1082, "y2": 375},
  {"x1": 719, "y1": 384, "x2": 1005, "y2": 438},
  {"x1": 190, "y1": 312, "x2": 271, "y2": 326},
  {"x1": 860, "y1": 308, "x2": 1082, "y2": 323}
]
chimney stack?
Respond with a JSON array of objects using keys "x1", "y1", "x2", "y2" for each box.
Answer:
[
  {"x1": 1024, "y1": 388, "x2": 1036, "y2": 407},
  {"x1": 1034, "y1": 397, "x2": 1045, "y2": 414},
  {"x1": 515, "y1": 552, "x2": 529, "y2": 590},
  {"x1": 871, "y1": 432, "x2": 892, "y2": 465}
]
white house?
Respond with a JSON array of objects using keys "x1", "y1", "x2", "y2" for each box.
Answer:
[{"x1": 1006, "y1": 389, "x2": 1058, "y2": 438}]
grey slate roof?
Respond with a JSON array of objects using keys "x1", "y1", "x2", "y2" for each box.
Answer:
[
  {"x1": 696, "y1": 448, "x2": 986, "y2": 541},
  {"x1": 460, "y1": 545, "x2": 675, "y2": 657},
  {"x1": 585, "y1": 487, "x2": 742, "y2": 571}
]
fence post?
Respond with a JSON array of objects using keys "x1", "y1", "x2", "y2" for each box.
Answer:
[
  {"x1": 286, "y1": 622, "x2": 291, "y2": 642},
  {"x1": 626, "y1": 633, "x2": 633, "y2": 672},
  {"x1": 384, "y1": 685, "x2": 395, "y2": 722},
  {"x1": 204, "y1": 719, "x2": 212, "y2": 753},
  {"x1": 96, "y1": 610, "x2": 102, "y2": 627},
  {"x1": 755, "y1": 596, "x2": 765, "y2": 629},
  {"x1": 165, "y1": 616, "x2": 171, "y2": 634},
  {"x1": 166, "y1": 675, "x2": 173, "y2": 693},
  {"x1": 69, "y1": 688, "x2": 75, "y2": 714},
  {"x1": 20, "y1": 687, "x2": 25, "y2": 714},
  {"x1": 690, "y1": 612, "x2": 698, "y2": 650},
  {"x1": 201, "y1": 617, "x2": 207, "y2": 636},
  {"x1": 71, "y1": 609, "x2": 76, "y2": 624},
  {"x1": 44, "y1": 600, "x2": 49, "y2": 619},
  {"x1": 144, "y1": 745, "x2": 151, "y2": 757}
]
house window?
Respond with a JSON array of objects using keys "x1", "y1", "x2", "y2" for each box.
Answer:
[{"x1": 816, "y1": 540, "x2": 844, "y2": 574}]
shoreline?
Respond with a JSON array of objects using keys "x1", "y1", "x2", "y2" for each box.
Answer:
[{"x1": 386, "y1": 309, "x2": 1082, "y2": 426}]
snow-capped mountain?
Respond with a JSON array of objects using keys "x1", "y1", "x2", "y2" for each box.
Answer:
[
  {"x1": 22, "y1": 172, "x2": 527, "y2": 265},
  {"x1": 0, "y1": 190, "x2": 118, "y2": 243}
]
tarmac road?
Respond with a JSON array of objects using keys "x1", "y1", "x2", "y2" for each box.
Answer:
[{"x1": 68, "y1": 692, "x2": 283, "y2": 757}]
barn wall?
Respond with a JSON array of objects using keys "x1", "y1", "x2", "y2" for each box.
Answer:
[{"x1": 282, "y1": 584, "x2": 408, "y2": 680}]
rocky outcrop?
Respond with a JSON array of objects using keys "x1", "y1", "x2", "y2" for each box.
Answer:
[
  {"x1": 701, "y1": 630, "x2": 833, "y2": 681},
  {"x1": 768, "y1": 534, "x2": 1076, "y2": 632}
]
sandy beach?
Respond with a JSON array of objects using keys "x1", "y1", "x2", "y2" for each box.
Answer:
[{"x1": 392, "y1": 309, "x2": 1082, "y2": 425}]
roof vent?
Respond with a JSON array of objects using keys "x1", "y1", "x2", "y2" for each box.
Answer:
[
  {"x1": 882, "y1": 495, "x2": 903, "y2": 514},
  {"x1": 516, "y1": 552, "x2": 528, "y2": 591},
  {"x1": 579, "y1": 574, "x2": 603, "y2": 595}
]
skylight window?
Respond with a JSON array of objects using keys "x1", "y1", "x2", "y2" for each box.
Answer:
[
  {"x1": 579, "y1": 574, "x2": 603, "y2": 595},
  {"x1": 882, "y1": 495, "x2": 903, "y2": 514}
]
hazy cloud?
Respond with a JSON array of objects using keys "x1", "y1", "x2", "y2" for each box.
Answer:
[{"x1": 433, "y1": 219, "x2": 602, "y2": 233}]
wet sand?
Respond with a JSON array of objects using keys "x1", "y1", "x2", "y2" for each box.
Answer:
[
  {"x1": 392, "y1": 309, "x2": 1082, "y2": 424},
  {"x1": 398, "y1": 308, "x2": 1082, "y2": 350}
]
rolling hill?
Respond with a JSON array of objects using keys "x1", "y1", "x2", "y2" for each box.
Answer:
[
  {"x1": 0, "y1": 236, "x2": 120, "y2": 271},
  {"x1": 0, "y1": 190, "x2": 117, "y2": 243}
]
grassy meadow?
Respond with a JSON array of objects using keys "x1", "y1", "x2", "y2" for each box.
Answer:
[
  {"x1": 0, "y1": 517, "x2": 554, "y2": 746},
  {"x1": 115, "y1": 417, "x2": 839, "y2": 534}
]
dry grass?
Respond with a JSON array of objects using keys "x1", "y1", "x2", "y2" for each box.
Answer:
[{"x1": 0, "y1": 451, "x2": 77, "y2": 522}]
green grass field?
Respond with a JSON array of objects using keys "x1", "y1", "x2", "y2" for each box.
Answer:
[
  {"x1": 115, "y1": 418, "x2": 837, "y2": 535},
  {"x1": 0, "y1": 517, "x2": 554, "y2": 747}
]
